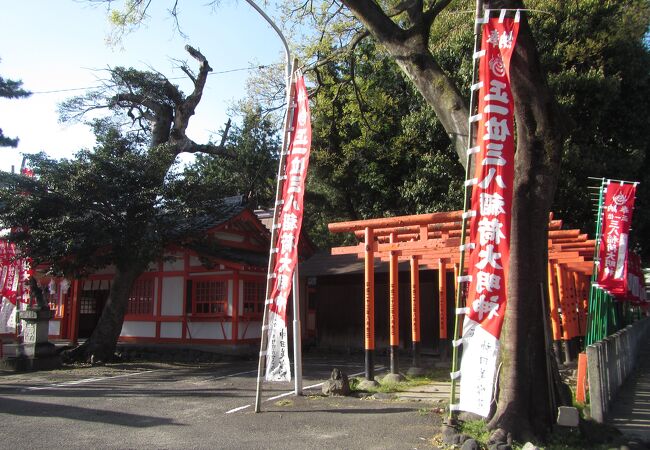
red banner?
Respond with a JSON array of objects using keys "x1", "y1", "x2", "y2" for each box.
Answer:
[
  {"x1": 625, "y1": 252, "x2": 647, "y2": 304},
  {"x1": 265, "y1": 72, "x2": 311, "y2": 381},
  {"x1": 1, "y1": 240, "x2": 20, "y2": 304},
  {"x1": 597, "y1": 182, "x2": 637, "y2": 296},
  {"x1": 464, "y1": 15, "x2": 520, "y2": 340},
  {"x1": 268, "y1": 73, "x2": 312, "y2": 322}
]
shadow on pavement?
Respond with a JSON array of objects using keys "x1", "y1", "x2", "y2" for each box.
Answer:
[{"x1": 0, "y1": 396, "x2": 184, "y2": 428}]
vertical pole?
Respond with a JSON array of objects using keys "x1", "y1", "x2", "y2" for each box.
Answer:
[
  {"x1": 232, "y1": 271, "x2": 239, "y2": 343},
  {"x1": 573, "y1": 271, "x2": 585, "y2": 338},
  {"x1": 449, "y1": 1, "x2": 483, "y2": 419},
  {"x1": 564, "y1": 267, "x2": 578, "y2": 353},
  {"x1": 410, "y1": 256, "x2": 421, "y2": 370},
  {"x1": 438, "y1": 259, "x2": 448, "y2": 357},
  {"x1": 389, "y1": 232, "x2": 400, "y2": 375},
  {"x1": 556, "y1": 264, "x2": 573, "y2": 363},
  {"x1": 243, "y1": 0, "x2": 293, "y2": 413},
  {"x1": 586, "y1": 179, "x2": 606, "y2": 346},
  {"x1": 69, "y1": 279, "x2": 80, "y2": 345},
  {"x1": 292, "y1": 268, "x2": 303, "y2": 395},
  {"x1": 254, "y1": 62, "x2": 296, "y2": 414},
  {"x1": 540, "y1": 283, "x2": 557, "y2": 420},
  {"x1": 364, "y1": 227, "x2": 375, "y2": 381},
  {"x1": 547, "y1": 261, "x2": 563, "y2": 364}
]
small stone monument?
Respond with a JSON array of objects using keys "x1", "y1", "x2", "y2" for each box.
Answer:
[
  {"x1": 2, "y1": 278, "x2": 61, "y2": 371},
  {"x1": 322, "y1": 368, "x2": 351, "y2": 396}
]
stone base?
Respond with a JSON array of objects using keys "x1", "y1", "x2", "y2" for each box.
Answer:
[
  {"x1": 358, "y1": 379, "x2": 381, "y2": 390},
  {"x1": 406, "y1": 366, "x2": 427, "y2": 376},
  {"x1": 556, "y1": 406, "x2": 580, "y2": 427},
  {"x1": 0, "y1": 342, "x2": 61, "y2": 372},
  {"x1": 1, "y1": 354, "x2": 62, "y2": 372},
  {"x1": 382, "y1": 373, "x2": 406, "y2": 383}
]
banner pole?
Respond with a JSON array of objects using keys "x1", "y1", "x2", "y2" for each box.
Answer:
[
  {"x1": 292, "y1": 267, "x2": 303, "y2": 395},
  {"x1": 242, "y1": 0, "x2": 294, "y2": 414},
  {"x1": 448, "y1": 0, "x2": 483, "y2": 424},
  {"x1": 254, "y1": 62, "x2": 297, "y2": 413},
  {"x1": 585, "y1": 178, "x2": 605, "y2": 347}
]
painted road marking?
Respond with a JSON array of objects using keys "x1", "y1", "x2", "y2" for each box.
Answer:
[
  {"x1": 212, "y1": 369, "x2": 258, "y2": 381},
  {"x1": 22, "y1": 367, "x2": 258, "y2": 392},
  {"x1": 225, "y1": 366, "x2": 386, "y2": 414},
  {"x1": 22, "y1": 370, "x2": 158, "y2": 391}
]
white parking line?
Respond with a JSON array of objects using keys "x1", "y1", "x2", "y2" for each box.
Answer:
[
  {"x1": 22, "y1": 370, "x2": 158, "y2": 391},
  {"x1": 225, "y1": 366, "x2": 386, "y2": 414},
  {"x1": 212, "y1": 369, "x2": 257, "y2": 381}
]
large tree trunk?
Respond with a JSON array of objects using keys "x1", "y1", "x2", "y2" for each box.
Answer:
[
  {"x1": 342, "y1": 0, "x2": 469, "y2": 166},
  {"x1": 487, "y1": 0, "x2": 568, "y2": 440},
  {"x1": 64, "y1": 261, "x2": 147, "y2": 363},
  {"x1": 341, "y1": 0, "x2": 570, "y2": 441}
]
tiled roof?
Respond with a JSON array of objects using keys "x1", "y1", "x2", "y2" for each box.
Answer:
[
  {"x1": 172, "y1": 203, "x2": 247, "y2": 237},
  {"x1": 299, "y1": 251, "x2": 411, "y2": 277}
]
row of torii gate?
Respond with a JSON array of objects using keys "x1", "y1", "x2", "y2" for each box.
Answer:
[{"x1": 327, "y1": 210, "x2": 594, "y2": 382}]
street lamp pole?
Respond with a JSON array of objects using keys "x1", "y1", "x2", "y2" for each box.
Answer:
[{"x1": 243, "y1": 0, "x2": 291, "y2": 84}]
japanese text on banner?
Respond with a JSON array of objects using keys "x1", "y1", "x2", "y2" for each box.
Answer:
[
  {"x1": 458, "y1": 12, "x2": 519, "y2": 418},
  {"x1": 597, "y1": 182, "x2": 636, "y2": 296},
  {"x1": 265, "y1": 73, "x2": 312, "y2": 382}
]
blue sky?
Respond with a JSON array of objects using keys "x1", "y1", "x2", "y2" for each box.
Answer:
[{"x1": 0, "y1": 0, "x2": 289, "y2": 172}]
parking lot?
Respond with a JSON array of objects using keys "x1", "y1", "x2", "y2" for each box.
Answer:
[{"x1": 0, "y1": 354, "x2": 443, "y2": 449}]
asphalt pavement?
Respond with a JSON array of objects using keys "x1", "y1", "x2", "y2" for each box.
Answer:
[{"x1": 0, "y1": 355, "x2": 444, "y2": 450}]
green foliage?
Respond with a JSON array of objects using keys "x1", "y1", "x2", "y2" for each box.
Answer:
[
  {"x1": 351, "y1": 372, "x2": 447, "y2": 394},
  {"x1": 0, "y1": 59, "x2": 31, "y2": 148},
  {"x1": 526, "y1": 0, "x2": 650, "y2": 255},
  {"x1": 58, "y1": 66, "x2": 181, "y2": 134},
  {"x1": 291, "y1": 0, "x2": 650, "y2": 255},
  {"x1": 0, "y1": 121, "x2": 213, "y2": 276},
  {"x1": 459, "y1": 420, "x2": 491, "y2": 444},
  {"x1": 180, "y1": 108, "x2": 280, "y2": 209},
  {"x1": 456, "y1": 418, "x2": 627, "y2": 450},
  {"x1": 302, "y1": 40, "x2": 464, "y2": 247}
]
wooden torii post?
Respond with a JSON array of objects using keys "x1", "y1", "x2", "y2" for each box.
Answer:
[
  {"x1": 328, "y1": 211, "x2": 595, "y2": 382},
  {"x1": 329, "y1": 211, "x2": 463, "y2": 382}
]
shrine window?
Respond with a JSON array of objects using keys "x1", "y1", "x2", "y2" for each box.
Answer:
[
  {"x1": 192, "y1": 279, "x2": 228, "y2": 316},
  {"x1": 242, "y1": 281, "x2": 265, "y2": 318},
  {"x1": 127, "y1": 278, "x2": 155, "y2": 316}
]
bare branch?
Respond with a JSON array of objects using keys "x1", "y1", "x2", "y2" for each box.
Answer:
[
  {"x1": 180, "y1": 65, "x2": 196, "y2": 84},
  {"x1": 305, "y1": 26, "x2": 370, "y2": 72},
  {"x1": 349, "y1": 53, "x2": 380, "y2": 133},
  {"x1": 172, "y1": 119, "x2": 234, "y2": 158}
]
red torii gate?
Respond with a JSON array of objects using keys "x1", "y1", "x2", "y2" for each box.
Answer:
[{"x1": 328, "y1": 211, "x2": 594, "y2": 382}]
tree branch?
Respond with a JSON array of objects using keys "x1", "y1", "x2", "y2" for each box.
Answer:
[
  {"x1": 171, "y1": 45, "x2": 213, "y2": 138},
  {"x1": 172, "y1": 119, "x2": 233, "y2": 158}
]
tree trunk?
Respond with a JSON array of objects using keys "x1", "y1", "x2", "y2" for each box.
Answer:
[
  {"x1": 342, "y1": 0, "x2": 470, "y2": 167},
  {"x1": 64, "y1": 261, "x2": 147, "y2": 362},
  {"x1": 487, "y1": 0, "x2": 568, "y2": 440},
  {"x1": 341, "y1": 0, "x2": 570, "y2": 441}
]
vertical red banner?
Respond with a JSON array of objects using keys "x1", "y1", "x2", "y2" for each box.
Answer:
[
  {"x1": 597, "y1": 182, "x2": 636, "y2": 296},
  {"x1": 465, "y1": 15, "x2": 519, "y2": 340},
  {"x1": 265, "y1": 72, "x2": 311, "y2": 381},
  {"x1": 458, "y1": 11, "x2": 520, "y2": 418},
  {"x1": 268, "y1": 73, "x2": 312, "y2": 322}
]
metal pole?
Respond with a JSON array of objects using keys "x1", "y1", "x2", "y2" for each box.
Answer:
[
  {"x1": 586, "y1": 179, "x2": 606, "y2": 346},
  {"x1": 448, "y1": 0, "x2": 483, "y2": 424},
  {"x1": 243, "y1": 0, "x2": 291, "y2": 83},
  {"x1": 254, "y1": 73, "x2": 296, "y2": 412},
  {"x1": 246, "y1": 0, "x2": 294, "y2": 413},
  {"x1": 292, "y1": 268, "x2": 303, "y2": 395}
]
